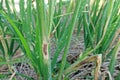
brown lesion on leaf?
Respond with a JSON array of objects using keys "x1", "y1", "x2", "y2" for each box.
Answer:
[{"x1": 43, "y1": 43, "x2": 47, "y2": 56}]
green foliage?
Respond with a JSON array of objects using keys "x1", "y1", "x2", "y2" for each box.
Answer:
[{"x1": 0, "y1": 0, "x2": 120, "y2": 80}]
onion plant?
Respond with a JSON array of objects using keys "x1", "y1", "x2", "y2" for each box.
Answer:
[
  {"x1": 0, "y1": 0, "x2": 120, "y2": 80},
  {"x1": 0, "y1": 0, "x2": 87, "y2": 79},
  {"x1": 0, "y1": 1, "x2": 23, "y2": 79},
  {"x1": 79, "y1": 0, "x2": 120, "y2": 78}
]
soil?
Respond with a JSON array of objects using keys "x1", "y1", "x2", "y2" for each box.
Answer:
[{"x1": 0, "y1": 33, "x2": 120, "y2": 80}]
